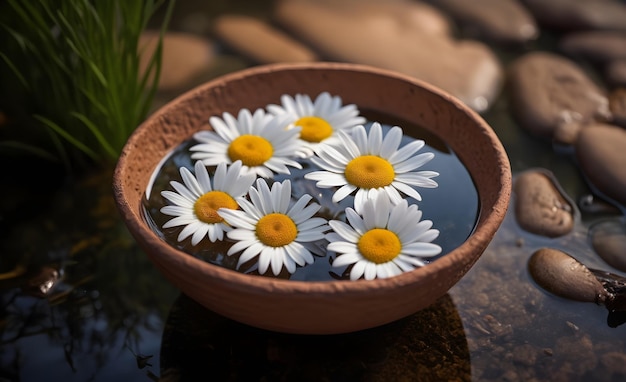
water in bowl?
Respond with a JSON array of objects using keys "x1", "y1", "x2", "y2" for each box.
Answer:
[{"x1": 142, "y1": 112, "x2": 479, "y2": 281}]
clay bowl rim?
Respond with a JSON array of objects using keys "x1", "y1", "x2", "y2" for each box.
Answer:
[{"x1": 113, "y1": 61, "x2": 511, "y2": 298}]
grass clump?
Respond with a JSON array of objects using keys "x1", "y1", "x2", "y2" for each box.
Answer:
[{"x1": 0, "y1": 0, "x2": 175, "y2": 169}]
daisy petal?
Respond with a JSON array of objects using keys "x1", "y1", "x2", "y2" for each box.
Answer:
[
  {"x1": 332, "y1": 184, "x2": 357, "y2": 203},
  {"x1": 331, "y1": 252, "x2": 362, "y2": 268},
  {"x1": 380, "y1": 126, "x2": 403, "y2": 158},
  {"x1": 350, "y1": 261, "x2": 367, "y2": 281}
]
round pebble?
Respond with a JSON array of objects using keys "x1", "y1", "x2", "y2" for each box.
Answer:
[
  {"x1": 575, "y1": 123, "x2": 626, "y2": 206},
  {"x1": 426, "y1": 0, "x2": 538, "y2": 44},
  {"x1": 590, "y1": 219, "x2": 626, "y2": 272},
  {"x1": 513, "y1": 170, "x2": 575, "y2": 237},
  {"x1": 508, "y1": 52, "x2": 611, "y2": 143},
  {"x1": 139, "y1": 31, "x2": 215, "y2": 91},
  {"x1": 521, "y1": 0, "x2": 626, "y2": 32},
  {"x1": 528, "y1": 248, "x2": 609, "y2": 304},
  {"x1": 560, "y1": 31, "x2": 626, "y2": 63},
  {"x1": 213, "y1": 15, "x2": 318, "y2": 64}
]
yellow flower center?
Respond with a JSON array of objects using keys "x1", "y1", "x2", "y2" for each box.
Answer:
[
  {"x1": 227, "y1": 135, "x2": 273, "y2": 166},
  {"x1": 294, "y1": 116, "x2": 333, "y2": 143},
  {"x1": 256, "y1": 213, "x2": 298, "y2": 247},
  {"x1": 193, "y1": 191, "x2": 239, "y2": 224},
  {"x1": 357, "y1": 228, "x2": 402, "y2": 264},
  {"x1": 344, "y1": 155, "x2": 395, "y2": 189}
]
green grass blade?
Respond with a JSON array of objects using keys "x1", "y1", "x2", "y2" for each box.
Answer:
[
  {"x1": 0, "y1": 52, "x2": 29, "y2": 89},
  {"x1": 2, "y1": 0, "x2": 174, "y2": 168},
  {"x1": 70, "y1": 112, "x2": 118, "y2": 159},
  {"x1": 0, "y1": 141, "x2": 59, "y2": 161},
  {"x1": 34, "y1": 115, "x2": 99, "y2": 161}
]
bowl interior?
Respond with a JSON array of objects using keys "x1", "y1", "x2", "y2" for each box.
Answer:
[{"x1": 113, "y1": 62, "x2": 511, "y2": 334}]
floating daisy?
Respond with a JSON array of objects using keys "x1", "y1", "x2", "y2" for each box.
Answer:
[
  {"x1": 304, "y1": 122, "x2": 439, "y2": 212},
  {"x1": 190, "y1": 108, "x2": 303, "y2": 178},
  {"x1": 160, "y1": 160, "x2": 256, "y2": 245},
  {"x1": 267, "y1": 92, "x2": 366, "y2": 156},
  {"x1": 327, "y1": 194, "x2": 442, "y2": 281},
  {"x1": 218, "y1": 179, "x2": 329, "y2": 276}
]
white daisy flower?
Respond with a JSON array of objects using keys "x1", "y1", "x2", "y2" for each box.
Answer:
[
  {"x1": 304, "y1": 122, "x2": 439, "y2": 213},
  {"x1": 160, "y1": 160, "x2": 256, "y2": 245},
  {"x1": 189, "y1": 108, "x2": 303, "y2": 179},
  {"x1": 218, "y1": 178, "x2": 329, "y2": 276},
  {"x1": 267, "y1": 92, "x2": 366, "y2": 156},
  {"x1": 327, "y1": 194, "x2": 442, "y2": 281}
]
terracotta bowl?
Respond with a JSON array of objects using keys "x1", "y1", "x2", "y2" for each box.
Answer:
[{"x1": 113, "y1": 62, "x2": 511, "y2": 334}]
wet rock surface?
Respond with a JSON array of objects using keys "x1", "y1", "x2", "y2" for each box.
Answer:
[
  {"x1": 513, "y1": 170, "x2": 575, "y2": 237},
  {"x1": 521, "y1": 0, "x2": 626, "y2": 32},
  {"x1": 590, "y1": 219, "x2": 626, "y2": 273},
  {"x1": 528, "y1": 248, "x2": 608, "y2": 303},
  {"x1": 575, "y1": 123, "x2": 626, "y2": 206},
  {"x1": 424, "y1": 0, "x2": 538, "y2": 44},
  {"x1": 591, "y1": 271, "x2": 626, "y2": 315},
  {"x1": 274, "y1": 0, "x2": 503, "y2": 112},
  {"x1": 527, "y1": 245, "x2": 626, "y2": 315},
  {"x1": 508, "y1": 52, "x2": 611, "y2": 143}
]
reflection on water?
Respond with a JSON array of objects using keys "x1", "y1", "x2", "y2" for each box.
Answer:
[
  {"x1": 159, "y1": 293, "x2": 471, "y2": 381},
  {"x1": 0, "y1": 167, "x2": 178, "y2": 381}
]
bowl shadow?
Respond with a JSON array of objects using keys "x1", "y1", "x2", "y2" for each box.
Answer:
[{"x1": 159, "y1": 293, "x2": 471, "y2": 381}]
